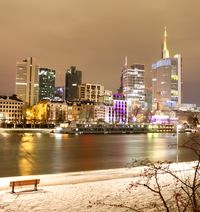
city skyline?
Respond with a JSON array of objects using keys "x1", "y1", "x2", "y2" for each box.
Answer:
[{"x1": 1, "y1": 1, "x2": 200, "y2": 104}]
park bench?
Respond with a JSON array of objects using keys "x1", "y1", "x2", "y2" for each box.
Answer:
[{"x1": 10, "y1": 179, "x2": 40, "y2": 193}]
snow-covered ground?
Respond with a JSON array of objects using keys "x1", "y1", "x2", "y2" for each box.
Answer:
[{"x1": 0, "y1": 162, "x2": 197, "y2": 211}]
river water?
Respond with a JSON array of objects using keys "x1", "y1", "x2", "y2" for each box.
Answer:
[{"x1": 0, "y1": 132, "x2": 197, "y2": 177}]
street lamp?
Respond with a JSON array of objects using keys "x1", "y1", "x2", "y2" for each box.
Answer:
[{"x1": 176, "y1": 124, "x2": 182, "y2": 163}]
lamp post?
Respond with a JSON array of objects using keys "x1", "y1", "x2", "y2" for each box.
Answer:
[
  {"x1": 176, "y1": 124, "x2": 181, "y2": 163},
  {"x1": 176, "y1": 125, "x2": 179, "y2": 163}
]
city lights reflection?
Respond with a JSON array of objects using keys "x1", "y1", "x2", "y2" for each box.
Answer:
[
  {"x1": 0, "y1": 133, "x2": 197, "y2": 177},
  {"x1": 1, "y1": 133, "x2": 9, "y2": 138},
  {"x1": 18, "y1": 133, "x2": 35, "y2": 175}
]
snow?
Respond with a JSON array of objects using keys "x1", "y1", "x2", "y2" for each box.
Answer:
[{"x1": 0, "y1": 162, "x2": 197, "y2": 211}]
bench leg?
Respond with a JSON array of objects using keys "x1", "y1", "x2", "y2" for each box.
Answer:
[
  {"x1": 12, "y1": 185, "x2": 15, "y2": 193},
  {"x1": 34, "y1": 183, "x2": 38, "y2": 191}
]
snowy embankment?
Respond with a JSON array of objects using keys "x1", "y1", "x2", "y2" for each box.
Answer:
[{"x1": 0, "y1": 162, "x2": 197, "y2": 211}]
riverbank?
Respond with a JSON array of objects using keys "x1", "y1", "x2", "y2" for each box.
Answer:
[
  {"x1": 0, "y1": 123, "x2": 176, "y2": 134},
  {"x1": 0, "y1": 128, "x2": 52, "y2": 133},
  {"x1": 0, "y1": 162, "x2": 196, "y2": 211}
]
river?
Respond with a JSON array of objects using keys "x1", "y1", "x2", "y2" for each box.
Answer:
[{"x1": 0, "y1": 132, "x2": 197, "y2": 177}]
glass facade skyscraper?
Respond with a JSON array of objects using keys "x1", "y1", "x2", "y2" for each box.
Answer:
[
  {"x1": 65, "y1": 66, "x2": 82, "y2": 101},
  {"x1": 152, "y1": 28, "x2": 182, "y2": 111},
  {"x1": 119, "y1": 56, "x2": 145, "y2": 122},
  {"x1": 38, "y1": 68, "x2": 55, "y2": 101},
  {"x1": 122, "y1": 63, "x2": 145, "y2": 109}
]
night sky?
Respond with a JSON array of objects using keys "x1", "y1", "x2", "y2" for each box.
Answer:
[{"x1": 0, "y1": 0, "x2": 200, "y2": 104}]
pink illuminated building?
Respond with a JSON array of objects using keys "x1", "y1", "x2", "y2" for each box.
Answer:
[{"x1": 105, "y1": 94, "x2": 128, "y2": 124}]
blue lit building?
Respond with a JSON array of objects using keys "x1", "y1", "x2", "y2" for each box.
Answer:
[{"x1": 152, "y1": 27, "x2": 182, "y2": 111}]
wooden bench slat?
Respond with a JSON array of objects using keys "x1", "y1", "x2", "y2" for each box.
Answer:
[
  {"x1": 9, "y1": 179, "x2": 40, "y2": 193},
  {"x1": 10, "y1": 179, "x2": 40, "y2": 187}
]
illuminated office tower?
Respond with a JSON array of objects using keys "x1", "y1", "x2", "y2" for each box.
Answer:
[
  {"x1": 152, "y1": 27, "x2": 182, "y2": 111},
  {"x1": 65, "y1": 66, "x2": 82, "y2": 101},
  {"x1": 122, "y1": 60, "x2": 145, "y2": 110},
  {"x1": 15, "y1": 57, "x2": 39, "y2": 106},
  {"x1": 38, "y1": 68, "x2": 55, "y2": 101}
]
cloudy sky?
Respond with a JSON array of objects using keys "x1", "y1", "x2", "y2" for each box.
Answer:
[{"x1": 0, "y1": 0, "x2": 200, "y2": 103}]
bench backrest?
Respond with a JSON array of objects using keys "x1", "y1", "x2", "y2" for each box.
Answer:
[{"x1": 10, "y1": 179, "x2": 40, "y2": 187}]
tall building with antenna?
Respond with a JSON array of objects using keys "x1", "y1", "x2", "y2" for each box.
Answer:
[
  {"x1": 152, "y1": 27, "x2": 182, "y2": 111},
  {"x1": 161, "y1": 26, "x2": 170, "y2": 59},
  {"x1": 118, "y1": 56, "x2": 128, "y2": 94},
  {"x1": 119, "y1": 57, "x2": 145, "y2": 121}
]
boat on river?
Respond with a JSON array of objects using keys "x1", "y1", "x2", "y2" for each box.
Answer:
[{"x1": 54, "y1": 122, "x2": 149, "y2": 134}]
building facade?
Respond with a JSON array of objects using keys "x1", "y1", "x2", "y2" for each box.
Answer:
[
  {"x1": 0, "y1": 95, "x2": 24, "y2": 125},
  {"x1": 16, "y1": 57, "x2": 39, "y2": 106},
  {"x1": 98, "y1": 90, "x2": 113, "y2": 105},
  {"x1": 94, "y1": 104, "x2": 106, "y2": 122},
  {"x1": 67, "y1": 100, "x2": 95, "y2": 123},
  {"x1": 38, "y1": 68, "x2": 55, "y2": 101},
  {"x1": 152, "y1": 28, "x2": 182, "y2": 111},
  {"x1": 26, "y1": 99, "x2": 68, "y2": 124},
  {"x1": 122, "y1": 63, "x2": 145, "y2": 108},
  {"x1": 78, "y1": 83, "x2": 104, "y2": 102},
  {"x1": 105, "y1": 94, "x2": 128, "y2": 124},
  {"x1": 65, "y1": 66, "x2": 82, "y2": 101},
  {"x1": 54, "y1": 86, "x2": 64, "y2": 101}
]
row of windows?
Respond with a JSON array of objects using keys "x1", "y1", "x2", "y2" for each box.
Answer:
[
  {"x1": 0, "y1": 110, "x2": 22, "y2": 113},
  {"x1": 7, "y1": 114, "x2": 22, "y2": 117},
  {"x1": 0, "y1": 105, "x2": 22, "y2": 109},
  {"x1": 0, "y1": 102, "x2": 23, "y2": 105}
]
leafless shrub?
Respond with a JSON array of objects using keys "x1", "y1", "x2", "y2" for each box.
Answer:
[{"x1": 128, "y1": 134, "x2": 200, "y2": 211}]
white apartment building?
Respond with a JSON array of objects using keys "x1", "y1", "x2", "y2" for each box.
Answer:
[
  {"x1": 78, "y1": 83, "x2": 104, "y2": 102},
  {"x1": 94, "y1": 104, "x2": 106, "y2": 122},
  {"x1": 0, "y1": 95, "x2": 24, "y2": 124}
]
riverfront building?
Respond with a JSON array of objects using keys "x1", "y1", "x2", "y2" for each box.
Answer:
[
  {"x1": 99, "y1": 90, "x2": 113, "y2": 105},
  {"x1": 26, "y1": 99, "x2": 68, "y2": 124},
  {"x1": 67, "y1": 100, "x2": 95, "y2": 123},
  {"x1": 38, "y1": 68, "x2": 55, "y2": 101},
  {"x1": 152, "y1": 27, "x2": 182, "y2": 111},
  {"x1": 0, "y1": 95, "x2": 24, "y2": 125},
  {"x1": 105, "y1": 94, "x2": 128, "y2": 124},
  {"x1": 94, "y1": 104, "x2": 106, "y2": 122},
  {"x1": 78, "y1": 83, "x2": 104, "y2": 103},
  {"x1": 16, "y1": 57, "x2": 39, "y2": 106},
  {"x1": 65, "y1": 66, "x2": 82, "y2": 101}
]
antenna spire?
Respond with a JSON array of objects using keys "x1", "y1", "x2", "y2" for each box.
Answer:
[
  {"x1": 162, "y1": 26, "x2": 170, "y2": 59},
  {"x1": 124, "y1": 56, "x2": 128, "y2": 67}
]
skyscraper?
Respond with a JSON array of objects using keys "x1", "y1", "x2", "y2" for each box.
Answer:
[
  {"x1": 15, "y1": 57, "x2": 39, "y2": 106},
  {"x1": 152, "y1": 27, "x2": 182, "y2": 111},
  {"x1": 118, "y1": 56, "x2": 128, "y2": 94},
  {"x1": 38, "y1": 68, "x2": 55, "y2": 101},
  {"x1": 65, "y1": 66, "x2": 82, "y2": 101},
  {"x1": 122, "y1": 59, "x2": 145, "y2": 109}
]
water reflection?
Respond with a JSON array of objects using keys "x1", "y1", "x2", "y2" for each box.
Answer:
[
  {"x1": 18, "y1": 133, "x2": 36, "y2": 175},
  {"x1": 1, "y1": 132, "x2": 10, "y2": 138},
  {"x1": 0, "y1": 132, "x2": 197, "y2": 177}
]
